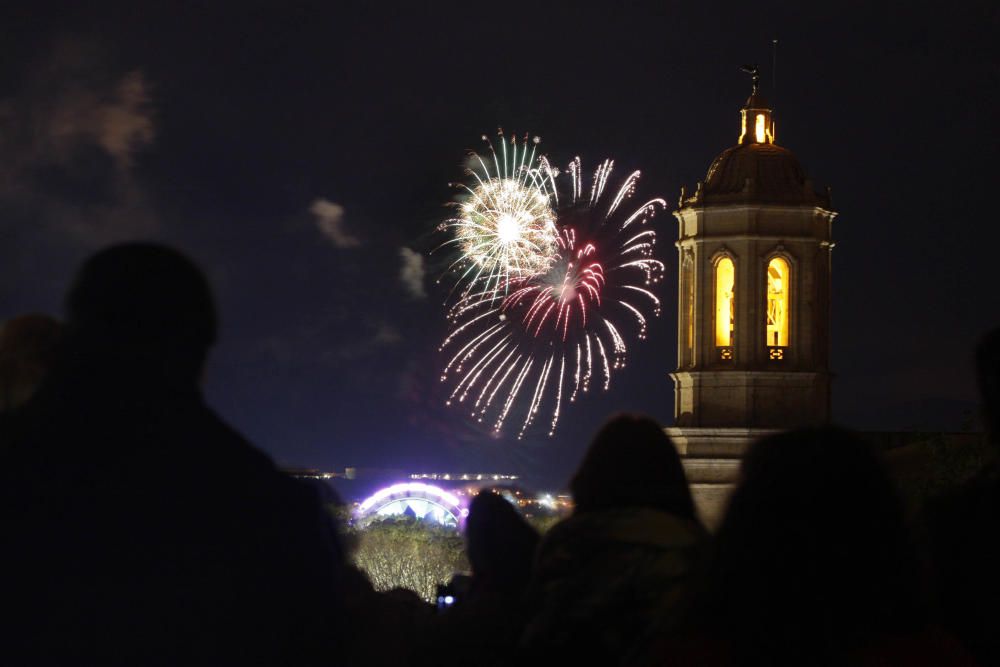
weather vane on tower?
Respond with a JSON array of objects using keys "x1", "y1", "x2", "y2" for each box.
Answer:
[{"x1": 740, "y1": 63, "x2": 760, "y2": 95}]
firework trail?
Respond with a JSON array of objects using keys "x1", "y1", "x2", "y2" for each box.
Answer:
[
  {"x1": 438, "y1": 133, "x2": 559, "y2": 301},
  {"x1": 440, "y1": 153, "x2": 667, "y2": 437}
]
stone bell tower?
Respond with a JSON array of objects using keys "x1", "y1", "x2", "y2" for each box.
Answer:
[{"x1": 667, "y1": 68, "x2": 837, "y2": 524}]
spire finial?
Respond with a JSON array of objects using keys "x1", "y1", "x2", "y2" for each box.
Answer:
[
  {"x1": 737, "y1": 63, "x2": 774, "y2": 145},
  {"x1": 740, "y1": 64, "x2": 760, "y2": 95}
]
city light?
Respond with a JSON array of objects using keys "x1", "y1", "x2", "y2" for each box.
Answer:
[{"x1": 409, "y1": 472, "x2": 520, "y2": 481}]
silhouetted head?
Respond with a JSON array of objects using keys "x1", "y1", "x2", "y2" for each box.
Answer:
[
  {"x1": 465, "y1": 490, "x2": 539, "y2": 593},
  {"x1": 701, "y1": 426, "x2": 923, "y2": 659},
  {"x1": 570, "y1": 414, "x2": 696, "y2": 521},
  {"x1": 64, "y1": 244, "x2": 216, "y2": 382},
  {"x1": 0, "y1": 313, "x2": 62, "y2": 412},
  {"x1": 976, "y1": 328, "x2": 1000, "y2": 444}
]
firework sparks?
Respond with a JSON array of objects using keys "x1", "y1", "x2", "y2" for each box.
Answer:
[
  {"x1": 441, "y1": 152, "x2": 666, "y2": 437},
  {"x1": 440, "y1": 133, "x2": 559, "y2": 299}
]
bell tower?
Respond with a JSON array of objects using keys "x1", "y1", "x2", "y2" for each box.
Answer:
[{"x1": 667, "y1": 68, "x2": 837, "y2": 523}]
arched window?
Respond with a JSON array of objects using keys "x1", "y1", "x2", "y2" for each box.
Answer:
[
  {"x1": 682, "y1": 257, "x2": 694, "y2": 363},
  {"x1": 766, "y1": 257, "x2": 789, "y2": 349},
  {"x1": 715, "y1": 257, "x2": 735, "y2": 357},
  {"x1": 755, "y1": 113, "x2": 767, "y2": 143}
]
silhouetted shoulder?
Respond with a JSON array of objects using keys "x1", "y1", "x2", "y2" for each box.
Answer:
[
  {"x1": 0, "y1": 244, "x2": 344, "y2": 665},
  {"x1": 923, "y1": 462, "x2": 1000, "y2": 664}
]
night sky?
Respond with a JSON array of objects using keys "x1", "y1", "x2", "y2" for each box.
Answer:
[{"x1": 2, "y1": 1, "x2": 997, "y2": 489}]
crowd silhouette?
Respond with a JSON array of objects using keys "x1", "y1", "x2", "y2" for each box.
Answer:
[{"x1": 0, "y1": 243, "x2": 996, "y2": 665}]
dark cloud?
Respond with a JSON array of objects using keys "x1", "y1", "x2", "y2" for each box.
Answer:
[
  {"x1": 0, "y1": 40, "x2": 157, "y2": 246},
  {"x1": 310, "y1": 198, "x2": 360, "y2": 248},
  {"x1": 399, "y1": 247, "x2": 426, "y2": 299}
]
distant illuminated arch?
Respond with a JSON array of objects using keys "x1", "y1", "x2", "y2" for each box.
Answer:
[{"x1": 356, "y1": 482, "x2": 468, "y2": 528}]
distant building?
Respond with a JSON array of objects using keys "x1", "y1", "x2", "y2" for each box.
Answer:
[
  {"x1": 342, "y1": 467, "x2": 406, "y2": 481},
  {"x1": 409, "y1": 472, "x2": 519, "y2": 482},
  {"x1": 283, "y1": 468, "x2": 340, "y2": 480},
  {"x1": 667, "y1": 71, "x2": 836, "y2": 525}
]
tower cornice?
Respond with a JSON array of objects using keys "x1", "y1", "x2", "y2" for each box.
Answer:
[{"x1": 674, "y1": 204, "x2": 837, "y2": 217}]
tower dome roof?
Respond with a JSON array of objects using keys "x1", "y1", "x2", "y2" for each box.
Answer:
[
  {"x1": 701, "y1": 142, "x2": 827, "y2": 206},
  {"x1": 679, "y1": 65, "x2": 831, "y2": 210}
]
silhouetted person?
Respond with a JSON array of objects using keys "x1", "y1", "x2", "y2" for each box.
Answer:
[
  {"x1": 311, "y1": 483, "x2": 431, "y2": 667},
  {"x1": 415, "y1": 490, "x2": 540, "y2": 667},
  {"x1": 465, "y1": 490, "x2": 540, "y2": 596},
  {"x1": 1, "y1": 244, "x2": 343, "y2": 665},
  {"x1": 521, "y1": 414, "x2": 708, "y2": 666},
  {"x1": 0, "y1": 313, "x2": 60, "y2": 414},
  {"x1": 653, "y1": 427, "x2": 973, "y2": 666},
  {"x1": 924, "y1": 328, "x2": 1000, "y2": 664}
]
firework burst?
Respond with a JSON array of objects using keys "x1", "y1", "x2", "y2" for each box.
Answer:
[
  {"x1": 440, "y1": 154, "x2": 667, "y2": 437},
  {"x1": 439, "y1": 133, "x2": 559, "y2": 299}
]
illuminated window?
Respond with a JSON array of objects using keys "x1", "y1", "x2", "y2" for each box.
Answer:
[
  {"x1": 715, "y1": 257, "x2": 735, "y2": 347},
  {"x1": 755, "y1": 113, "x2": 767, "y2": 143},
  {"x1": 766, "y1": 257, "x2": 789, "y2": 347}
]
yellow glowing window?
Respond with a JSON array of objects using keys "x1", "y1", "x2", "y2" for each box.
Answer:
[
  {"x1": 755, "y1": 113, "x2": 767, "y2": 143},
  {"x1": 766, "y1": 257, "x2": 789, "y2": 346},
  {"x1": 715, "y1": 257, "x2": 735, "y2": 347}
]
